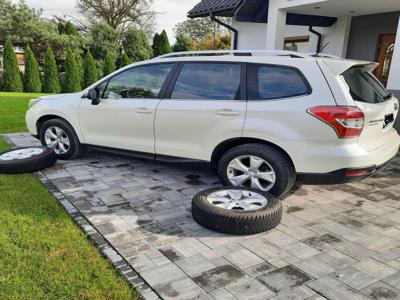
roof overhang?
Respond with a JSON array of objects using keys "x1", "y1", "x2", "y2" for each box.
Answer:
[
  {"x1": 188, "y1": 0, "x2": 337, "y2": 27},
  {"x1": 284, "y1": 0, "x2": 400, "y2": 18}
]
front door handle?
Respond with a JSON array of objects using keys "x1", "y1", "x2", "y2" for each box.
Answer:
[
  {"x1": 216, "y1": 109, "x2": 240, "y2": 116},
  {"x1": 135, "y1": 107, "x2": 153, "y2": 114}
]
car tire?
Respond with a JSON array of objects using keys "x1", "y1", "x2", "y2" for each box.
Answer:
[
  {"x1": 217, "y1": 143, "x2": 296, "y2": 197},
  {"x1": 192, "y1": 187, "x2": 282, "y2": 235},
  {"x1": 39, "y1": 119, "x2": 83, "y2": 160},
  {"x1": 0, "y1": 146, "x2": 57, "y2": 174}
]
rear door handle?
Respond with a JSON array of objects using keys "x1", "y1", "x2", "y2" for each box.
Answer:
[
  {"x1": 216, "y1": 109, "x2": 240, "y2": 116},
  {"x1": 135, "y1": 107, "x2": 153, "y2": 114}
]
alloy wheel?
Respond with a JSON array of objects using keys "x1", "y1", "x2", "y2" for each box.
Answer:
[
  {"x1": 44, "y1": 126, "x2": 70, "y2": 155},
  {"x1": 227, "y1": 155, "x2": 276, "y2": 191}
]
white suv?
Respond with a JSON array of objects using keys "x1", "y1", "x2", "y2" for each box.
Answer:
[{"x1": 26, "y1": 50, "x2": 400, "y2": 196}]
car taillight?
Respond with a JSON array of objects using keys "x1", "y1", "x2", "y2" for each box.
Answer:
[{"x1": 308, "y1": 106, "x2": 364, "y2": 139}]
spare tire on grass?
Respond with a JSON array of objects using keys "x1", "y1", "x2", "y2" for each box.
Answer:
[
  {"x1": 0, "y1": 147, "x2": 57, "y2": 174},
  {"x1": 192, "y1": 187, "x2": 282, "y2": 235}
]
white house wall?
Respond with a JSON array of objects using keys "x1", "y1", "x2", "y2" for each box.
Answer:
[
  {"x1": 233, "y1": 17, "x2": 351, "y2": 57},
  {"x1": 232, "y1": 21, "x2": 269, "y2": 50}
]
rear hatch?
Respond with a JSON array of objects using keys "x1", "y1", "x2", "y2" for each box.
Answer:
[{"x1": 341, "y1": 65, "x2": 399, "y2": 151}]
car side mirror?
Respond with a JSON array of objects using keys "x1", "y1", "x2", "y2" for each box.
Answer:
[{"x1": 88, "y1": 88, "x2": 101, "y2": 105}]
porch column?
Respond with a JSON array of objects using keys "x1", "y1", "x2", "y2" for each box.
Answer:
[
  {"x1": 387, "y1": 17, "x2": 400, "y2": 94},
  {"x1": 266, "y1": 1, "x2": 287, "y2": 50}
]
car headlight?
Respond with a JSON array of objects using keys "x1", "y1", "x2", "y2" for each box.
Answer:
[{"x1": 28, "y1": 98, "x2": 42, "y2": 109}]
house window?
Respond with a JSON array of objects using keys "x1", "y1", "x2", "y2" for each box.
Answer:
[{"x1": 284, "y1": 36, "x2": 310, "y2": 52}]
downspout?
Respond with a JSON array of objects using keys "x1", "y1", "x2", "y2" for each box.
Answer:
[
  {"x1": 210, "y1": 13, "x2": 238, "y2": 50},
  {"x1": 308, "y1": 26, "x2": 322, "y2": 54}
]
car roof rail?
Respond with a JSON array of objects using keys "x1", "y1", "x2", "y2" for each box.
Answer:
[
  {"x1": 309, "y1": 53, "x2": 341, "y2": 59},
  {"x1": 154, "y1": 50, "x2": 311, "y2": 59}
]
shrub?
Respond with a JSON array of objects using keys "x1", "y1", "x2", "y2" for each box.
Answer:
[
  {"x1": 103, "y1": 50, "x2": 115, "y2": 76},
  {"x1": 83, "y1": 50, "x2": 98, "y2": 88},
  {"x1": 122, "y1": 28, "x2": 152, "y2": 62},
  {"x1": 173, "y1": 34, "x2": 193, "y2": 52},
  {"x1": 42, "y1": 47, "x2": 61, "y2": 93},
  {"x1": 63, "y1": 47, "x2": 81, "y2": 93},
  {"x1": 23, "y1": 45, "x2": 42, "y2": 93},
  {"x1": 2, "y1": 39, "x2": 23, "y2": 92}
]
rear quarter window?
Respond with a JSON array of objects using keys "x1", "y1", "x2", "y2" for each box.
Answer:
[{"x1": 247, "y1": 63, "x2": 311, "y2": 100}]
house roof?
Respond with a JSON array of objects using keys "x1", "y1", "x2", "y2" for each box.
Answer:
[
  {"x1": 188, "y1": 0, "x2": 242, "y2": 18},
  {"x1": 188, "y1": 0, "x2": 337, "y2": 27}
]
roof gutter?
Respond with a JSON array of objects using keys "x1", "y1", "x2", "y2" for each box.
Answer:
[
  {"x1": 210, "y1": 13, "x2": 238, "y2": 50},
  {"x1": 308, "y1": 26, "x2": 322, "y2": 54}
]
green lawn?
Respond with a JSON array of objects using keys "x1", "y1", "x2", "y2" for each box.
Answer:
[
  {"x1": 0, "y1": 93, "x2": 138, "y2": 299},
  {"x1": 0, "y1": 92, "x2": 43, "y2": 133}
]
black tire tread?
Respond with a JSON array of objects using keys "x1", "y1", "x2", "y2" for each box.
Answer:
[
  {"x1": 192, "y1": 187, "x2": 283, "y2": 235},
  {"x1": 39, "y1": 118, "x2": 82, "y2": 160},
  {"x1": 0, "y1": 147, "x2": 57, "y2": 174},
  {"x1": 217, "y1": 143, "x2": 296, "y2": 197}
]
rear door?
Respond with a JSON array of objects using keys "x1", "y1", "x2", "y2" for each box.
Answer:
[
  {"x1": 340, "y1": 65, "x2": 399, "y2": 151},
  {"x1": 154, "y1": 62, "x2": 246, "y2": 161}
]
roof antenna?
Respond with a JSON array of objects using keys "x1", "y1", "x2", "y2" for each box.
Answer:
[{"x1": 318, "y1": 41, "x2": 330, "y2": 54}]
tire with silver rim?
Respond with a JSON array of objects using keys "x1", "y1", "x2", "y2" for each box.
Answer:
[
  {"x1": 192, "y1": 187, "x2": 282, "y2": 235},
  {"x1": 39, "y1": 118, "x2": 83, "y2": 160},
  {"x1": 217, "y1": 143, "x2": 296, "y2": 197},
  {"x1": 0, "y1": 147, "x2": 57, "y2": 174}
]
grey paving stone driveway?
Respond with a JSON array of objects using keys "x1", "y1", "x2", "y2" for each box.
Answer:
[{"x1": 6, "y1": 132, "x2": 400, "y2": 300}]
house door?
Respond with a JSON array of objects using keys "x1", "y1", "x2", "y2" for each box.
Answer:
[{"x1": 375, "y1": 34, "x2": 396, "y2": 87}]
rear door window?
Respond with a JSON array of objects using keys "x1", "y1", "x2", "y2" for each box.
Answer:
[
  {"x1": 247, "y1": 64, "x2": 311, "y2": 100},
  {"x1": 171, "y1": 63, "x2": 242, "y2": 100},
  {"x1": 342, "y1": 66, "x2": 392, "y2": 103}
]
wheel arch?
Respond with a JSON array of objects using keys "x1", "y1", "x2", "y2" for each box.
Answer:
[
  {"x1": 36, "y1": 115, "x2": 83, "y2": 143},
  {"x1": 211, "y1": 137, "x2": 295, "y2": 170}
]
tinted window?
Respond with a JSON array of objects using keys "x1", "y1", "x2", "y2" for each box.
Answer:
[
  {"x1": 171, "y1": 63, "x2": 241, "y2": 100},
  {"x1": 103, "y1": 64, "x2": 173, "y2": 99},
  {"x1": 248, "y1": 64, "x2": 310, "y2": 100},
  {"x1": 342, "y1": 67, "x2": 392, "y2": 103}
]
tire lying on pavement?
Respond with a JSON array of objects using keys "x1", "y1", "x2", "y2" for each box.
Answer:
[
  {"x1": 192, "y1": 187, "x2": 282, "y2": 235},
  {"x1": 0, "y1": 147, "x2": 57, "y2": 174}
]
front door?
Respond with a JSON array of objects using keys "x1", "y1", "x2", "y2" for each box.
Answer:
[
  {"x1": 79, "y1": 63, "x2": 175, "y2": 153},
  {"x1": 375, "y1": 34, "x2": 396, "y2": 87}
]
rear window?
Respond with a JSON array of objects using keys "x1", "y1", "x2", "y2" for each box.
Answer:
[
  {"x1": 342, "y1": 67, "x2": 392, "y2": 103},
  {"x1": 171, "y1": 63, "x2": 241, "y2": 100},
  {"x1": 247, "y1": 64, "x2": 311, "y2": 100}
]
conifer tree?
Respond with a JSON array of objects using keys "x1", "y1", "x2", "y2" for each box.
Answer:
[
  {"x1": 118, "y1": 52, "x2": 131, "y2": 68},
  {"x1": 83, "y1": 50, "x2": 98, "y2": 88},
  {"x1": 75, "y1": 51, "x2": 84, "y2": 87},
  {"x1": 23, "y1": 45, "x2": 42, "y2": 93},
  {"x1": 63, "y1": 47, "x2": 81, "y2": 93},
  {"x1": 2, "y1": 39, "x2": 23, "y2": 92},
  {"x1": 43, "y1": 47, "x2": 61, "y2": 93},
  {"x1": 103, "y1": 50, "x2": 115, "y2": 76},
  {"x1": 152, "y1": 30, "x2": 172, "y2": 57}
]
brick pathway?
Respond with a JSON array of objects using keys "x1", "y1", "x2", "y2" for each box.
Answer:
[{"x1": 6, "y1": 133, "x2": 400, "y2": 300}]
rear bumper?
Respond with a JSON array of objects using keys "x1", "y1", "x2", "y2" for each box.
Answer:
[{"x1": 297, "y1": 153, "x2": 398, "y2": 184}]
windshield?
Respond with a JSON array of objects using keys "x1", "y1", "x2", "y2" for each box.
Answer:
[{"x1": 342, "y1": 66, "x2": 392, "y2": 103}]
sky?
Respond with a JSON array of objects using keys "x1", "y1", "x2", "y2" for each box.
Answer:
[{"x1": 14, "y1": 0, "x2": 199, "y2": 41}]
